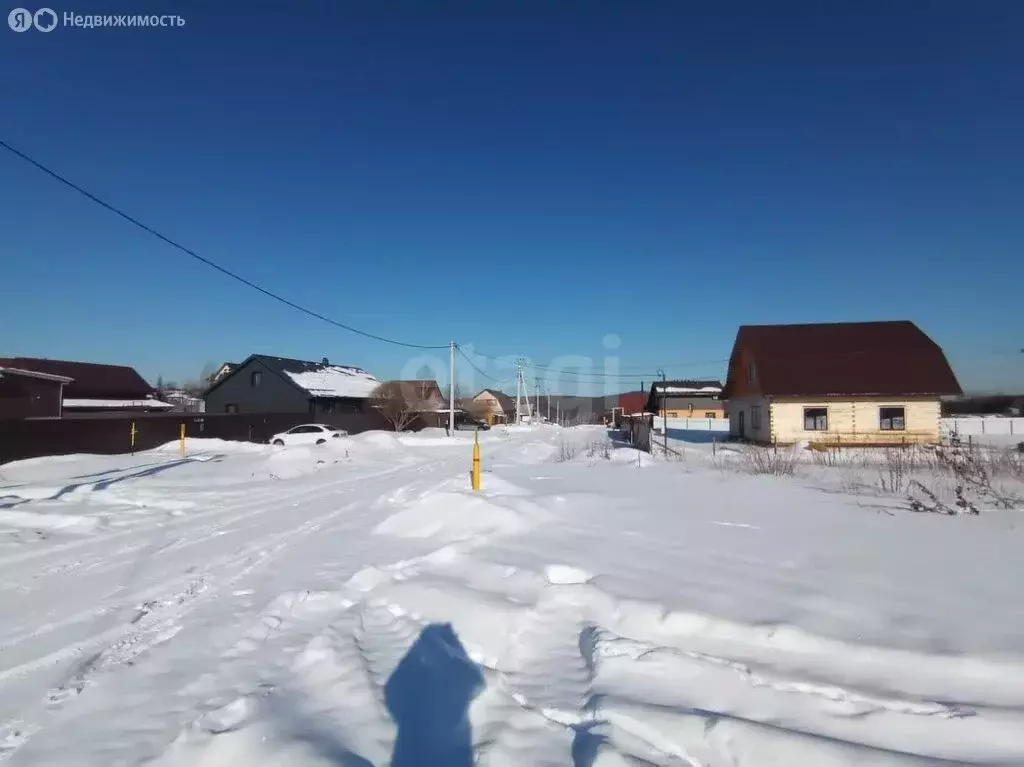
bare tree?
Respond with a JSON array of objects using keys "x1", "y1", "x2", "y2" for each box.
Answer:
[{"x1": 372, "y1": 381, "x2": 421, "y2": 432}]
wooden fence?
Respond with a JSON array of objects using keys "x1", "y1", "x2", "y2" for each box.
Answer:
[{"x1": 0, "y1": 410, "x2": 395, "y2": 465}]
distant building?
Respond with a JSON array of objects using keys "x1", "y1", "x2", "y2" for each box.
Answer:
[
  {"x1": 471, "y1": 389, "x2": 517, "y2": 424},
  {"x1": 203, "y1": 354, "x2": 380, "y2": 416},
  {"x1": 375, "y1": 379, "x2": 455, "y2": 428},
  {"x1": 644, "y1": 380, "x2": 725, "y2": 420},
  {"x1": 722, "y1": 321, "x2": 962, "y2": 446},
  {"x1": 160, "y1": 388, "x2": 205, "y2": 413}
]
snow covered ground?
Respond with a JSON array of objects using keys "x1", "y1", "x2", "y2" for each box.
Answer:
[{"x1": 0, "y1": 426, "x2": 1022, "y2": 766}]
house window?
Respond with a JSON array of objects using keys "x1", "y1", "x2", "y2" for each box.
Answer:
[
  {"x1": 747, "y1": 362, "x2": 756, "y2": 383},
  {"x1": 225, "y1": 403, "x2": 238, "y2": 414},
  {"x1": 750, "y1": 406, "x2": 762, "y2": 429},
  {"x1": 879, "y1": 406, "x2": 906, "y2": 431},
  {"x1": 803, "y1": 407, "x2": 828, "y2": 431},
  {"x1": 705, "y1": 412, "x2": 717, "y2": 419},
  {"x1": 251, "y1": 371, "x2": 262, "y2": 387}
]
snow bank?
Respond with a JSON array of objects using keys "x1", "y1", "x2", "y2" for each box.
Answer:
[
  {"x1": 153, "y1": 438, "x2": 269, "y2": 454},
  {"x1": 374, "y1": 490, "x2": 543, "y2": 542},
  {"x1": 349, "y1": 430, "x2": 403, "y2": 450},
  {"x1": 254, "y1": 445, "x2": 347, "y2": 480}
]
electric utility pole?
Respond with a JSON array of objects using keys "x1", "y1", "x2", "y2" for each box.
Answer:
[
  {"x1": 515, "y1": 357, "x2": 524, "y2": 424},
  {"x1": 449, "y1": 341, "x2": 456, "y2": 437},
  {"x1": 535, "y1": 377, "x2": 540, "y2": 422},
  {"x1": 657, "y1": 368, "x2": 667, "y2": 453}
]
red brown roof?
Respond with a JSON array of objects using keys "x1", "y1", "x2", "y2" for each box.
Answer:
[
  {"x1": 0, "y1": 357, "x2": 154, "y2": 400},
  {"x1": 723, "y1": 321, "x2": 962, "y2": 398},
  {"x1": 617, "y1": 391, "x2": 647, "y2": 413}
]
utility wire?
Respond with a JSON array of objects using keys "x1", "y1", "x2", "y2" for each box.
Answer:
[
  {"x1": 456, "y1": 345, "x2": 506, "y2": 383},
  {"x1": 0, "y1": 139, "x2": 448, "y2": 350}
]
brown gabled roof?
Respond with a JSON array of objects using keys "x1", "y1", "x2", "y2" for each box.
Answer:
[
  {"x1": 0, "y1": 357, "x2": 154, "y2": 400},
  {"x1": 475, "y1": 388, "x2": 516, "y2": 410},
  {"x1": 724, "y1": 321, "x2": 962, "y2": 398}
]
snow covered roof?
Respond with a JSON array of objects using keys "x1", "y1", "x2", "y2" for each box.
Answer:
[
  {"x1": 284, "y1": 366, "x2": 381, "y2": 398},
  {"x1": 662, "y1": 385, "x2": 722, "y2": 394},
  {"x1": 63, "y1": 398, "x2": 174, "y2": 409}
]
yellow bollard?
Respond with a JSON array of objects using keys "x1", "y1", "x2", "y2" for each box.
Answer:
[
  {"x1": 130, "y1": 422, "x2": 137, "y2": 455},
  {"x1": 180, "y1": 423, "x2": 186, "y2": 457},
  {"x1": 471, "y1": 427, "x2": 481, "y2": 491}
]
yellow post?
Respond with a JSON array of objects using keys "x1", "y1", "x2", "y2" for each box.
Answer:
[
  {"x1": 471, "y1": 427, "x2": 481, "y2": 491},
  {"x1": 130, "y1": 422, "x2": 137, "y2": 455},
  {"x1": 180, "y1": 423, "x2": 186, "y2": 457}
]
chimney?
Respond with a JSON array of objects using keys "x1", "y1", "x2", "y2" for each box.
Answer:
[{"x1": 321, "y1": 357, "x2": 329, "y2": 366}]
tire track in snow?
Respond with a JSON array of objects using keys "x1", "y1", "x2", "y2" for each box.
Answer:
[
  {"x1": 0, "y1": 494, "x2": 380, "y2": 761},
  {"x1": 0, "y1": 457, "x2": 469, "y2": 765},
  {"x1": 0, "y1": 460, "x2": 408, "y2": 571},
  {"x1": 0, "y1": 463, "x2": 415, "y2": 659}
]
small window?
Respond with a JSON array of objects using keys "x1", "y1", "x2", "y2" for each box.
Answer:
[
  {"x1": 225, "y1": 403, "x2": 238, "y2": 414},
  {"x1": 750, "y1": 405, "x2": 762, "y2": 429},
  {"x1": 804, "y1": 407, "x2": 828, "y2": 431},
  {"x1": 747, "y1": 362, "x2": 756, "y2": 383},
  {"x1": 251, "y1": 371, "x2": 262, "y2": 387},
  {"x1": 879, "y1": 406, "x2": 906, "y2": 431},
  {"x1": 705, "y1": 412, "x2": 716, "y2": 419}
]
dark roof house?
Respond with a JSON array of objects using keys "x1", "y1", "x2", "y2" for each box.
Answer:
[
  {"x1": 0, "y1": 364, "x2": 73, "y2": 419},
  {"x1": 644, "y1": 379, "x2": 724, "y2": 413},
  {"x1": 203, "y1": 354, "x2": 381, "y2": 416},
  {"x1": 0, "y1": 356, "x2": 171, "y2": 414}
]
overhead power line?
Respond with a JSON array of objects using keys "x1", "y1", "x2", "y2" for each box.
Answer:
[
  {"x1": 456, "y1": 345, "x2": 506, "y2": 383},
  {"x1": 0, "y1": 139, "x2": 449, "y2": 351}
]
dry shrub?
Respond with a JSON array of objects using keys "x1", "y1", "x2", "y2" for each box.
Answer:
[
  {"x1": 894, "y1": 442, "x2": 1021, "y2": 513},
  {"x1": 741, "y1": 445, "x2": 798, "y2": 476}
]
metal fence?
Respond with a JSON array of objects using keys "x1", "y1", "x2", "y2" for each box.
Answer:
[{"x1": 0, "y1": 410, "x2": 393, "y2": 465}]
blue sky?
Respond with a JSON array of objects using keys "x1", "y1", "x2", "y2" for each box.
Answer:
[{"x1": 2, "y1": 1, "x2": 1022, "y2": 395}]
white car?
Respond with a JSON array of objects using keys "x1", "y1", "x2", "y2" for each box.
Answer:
[{"x1": 270, "y1": 423, "x2": 347, "y2": 447}]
